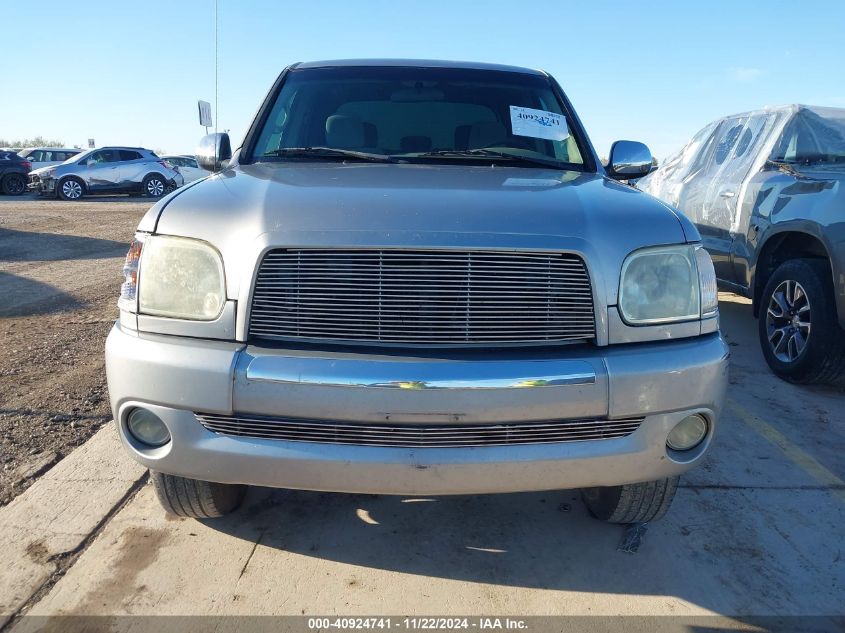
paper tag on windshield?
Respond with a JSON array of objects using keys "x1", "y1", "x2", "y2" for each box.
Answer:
[{"x1": 510, "y1": 106, "x2": 570, "y2": 142}]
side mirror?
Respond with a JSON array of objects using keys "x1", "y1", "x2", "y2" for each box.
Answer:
[
  {"x1": 196, "y1": 133, "x2": 232, "y2": 172},
  {"x1": 606, "y1": 140, "x2": 653, "y2": 180}
]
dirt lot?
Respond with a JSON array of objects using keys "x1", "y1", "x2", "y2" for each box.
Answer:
[{"x1": 0, "y1": 195, "x2": 149, "y2": 505}]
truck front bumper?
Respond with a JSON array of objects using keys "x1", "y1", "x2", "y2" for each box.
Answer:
[{"x1": 105, "y1": 324, "x2": 729, "y2": 494}]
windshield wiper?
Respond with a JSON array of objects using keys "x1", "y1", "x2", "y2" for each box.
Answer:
[
  {"x1": 263, "y1": 147, "x2": 395, "y2": 163},
  {"x1": 409, "y1": 148, "x2": 572, "y2": 170}
]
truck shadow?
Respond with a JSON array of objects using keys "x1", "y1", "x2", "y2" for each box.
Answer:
[
  {"x1": 0, "y1": 272, "x2": 82, "y2": 316},
  {"x1": 0, "y1": 228, "x2": 127, "y2": 262},
  {"x1": 0, "y1": 228, "x2": 127, "y2": 316}
]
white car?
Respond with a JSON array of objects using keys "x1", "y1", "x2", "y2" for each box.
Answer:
[
  {"x1": 162, "y1": 155, "x2": 210, "y2": 183},
  {"x1": 18, "y1": 147, "x2": 83, "y2": 170}
]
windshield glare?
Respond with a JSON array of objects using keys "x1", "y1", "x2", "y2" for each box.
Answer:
[{"x1": 251, "y1": 66, "x2": 586, "y2": 168}]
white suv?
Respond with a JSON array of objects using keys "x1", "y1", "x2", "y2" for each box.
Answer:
[{"x1": 17, "y1": 147, "x2": 82, "y2": 170}]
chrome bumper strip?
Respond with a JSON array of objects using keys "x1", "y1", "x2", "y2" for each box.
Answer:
[{"x1": 245, "y1": 356, "x2": 596, "y2": 390}]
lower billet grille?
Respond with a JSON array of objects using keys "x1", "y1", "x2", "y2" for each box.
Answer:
[
  {"x1": 195, "y1": 413, "x2": 643, "y2": 448},
  {"x1": 248, "y1": 249, "x2": 596, "y2": 345}
]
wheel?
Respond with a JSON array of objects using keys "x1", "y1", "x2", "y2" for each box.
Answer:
[
  {"x1": 581, "y1": 477, "x2": 678, "y2": 523},
  {"x1": 758, "y1": 258, "x2": 845, "y2": 384},
  {"x1": 150, "y1": 471, "x2": 246, "y2": 518},
  {"x1": 57, "y1": 177, "x2": 84, "y2": 200},
  {"x1": 142, "y1": 173, "x2": 167, "y2": 198},
  {"x1": 1, "y1": 173, "x2": 27, "y2": 195}
]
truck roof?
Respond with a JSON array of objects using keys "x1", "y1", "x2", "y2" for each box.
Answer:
[
  {"x1": 717, "y1": 104, "x2": 845, "y2": 121},
  {"x1": 294, "y1": 58, "x2": 545, "y2": 76}
]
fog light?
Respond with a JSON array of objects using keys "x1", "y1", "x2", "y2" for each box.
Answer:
[
  {"x1": 127, "y1": 408, "x2": 171, "y2": 447},
  {"x1": 667, "y1": 414, "x2": 708, "y2": 451}
]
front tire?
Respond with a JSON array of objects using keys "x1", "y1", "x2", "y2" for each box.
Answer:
[
  {"x1": 758, "y1": 258, "x2": 845, "y2": 384},
  {"x1": 1, "y1": 173, "x2": 27, "y2": 195},
  {"x1": 58, "y1": 177, "x2": 84, "y2": 200},
  {"x1": 151, "y1": 471, "x2": 246, "y2": 518},
  {"x1": 142, "y1": 173, "x2": 167, "y2": 198},
  {"x1": 581, "y1": 477, "x2": 678, "y2": 523}
]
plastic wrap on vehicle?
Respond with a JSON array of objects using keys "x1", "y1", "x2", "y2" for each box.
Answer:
[{"x1": 637, "y1": 105, "x2": 845, "y2": 235}]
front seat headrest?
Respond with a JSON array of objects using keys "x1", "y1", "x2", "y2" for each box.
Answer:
[{"x1": 326, "y1": 115, "x2": 365, "y2": 149}]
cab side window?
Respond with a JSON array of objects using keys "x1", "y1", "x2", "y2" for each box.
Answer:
[
  {"x1": 119, "y1": 150, "x2": 142, "y2": 162},
  {"x1": 713, "y1": 123, "x2": 743, "y2": 166}
]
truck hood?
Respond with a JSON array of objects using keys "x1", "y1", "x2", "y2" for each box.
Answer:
[{"x1": 143, "y1": 162, "x2": 693, "y2": 303}]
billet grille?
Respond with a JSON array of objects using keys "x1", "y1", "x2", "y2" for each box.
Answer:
[
  {"x1": 195, "y1": 413, "x2": 643, "y2": 448},
  {"x1": 249, "y1": 249, "x2": 596, "y2": 345}
]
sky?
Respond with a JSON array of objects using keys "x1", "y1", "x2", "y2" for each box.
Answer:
[{"x1": 2, "y1": 0, "x2": 844, "y2": 160}]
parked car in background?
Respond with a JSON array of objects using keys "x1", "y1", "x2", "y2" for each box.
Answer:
[
  {"x1": 17, "y1": 147, "x2": 82, "y2": 169},
  {"x1": 162, "y1": 155, "x2": 210, "y2": 183},
  {"x1": 30, "y1": 146, "x2": 183, "y2": 200},
  {"x1": 106, "y1": 59, "x2": 728, "y2": 524},
  {"x1": 0, "y1": 150, "x2": 31, "y2": 195},
  {"x1": 638, "y1": 105, "x2": 845, "y2": 384}
]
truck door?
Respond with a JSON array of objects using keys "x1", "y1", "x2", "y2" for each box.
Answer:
[
  {"x1": 678, "y1": 114, "x2": 775, "y2": 283},
  {"x1": 713, "y1": 113, "x2": 779, "y2": 286}
]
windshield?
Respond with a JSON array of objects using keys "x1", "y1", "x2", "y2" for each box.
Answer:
[
  {"x1": 249, "y1": 66, "x2": 587, "y2": 169},
  {"x1": 770, "y1": 107, "x2": 845, "y2": 166}
]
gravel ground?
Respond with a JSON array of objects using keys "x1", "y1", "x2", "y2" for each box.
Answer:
[{"x1": 0, "y1": 194, "x2": 150, "y2": 506}]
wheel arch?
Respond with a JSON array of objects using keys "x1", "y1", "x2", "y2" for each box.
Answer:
[
  {"x1": 57, "y1": 174, "x2": 87, "y2": 198},
  {"x1": 752, "y1": 230, "x2": 833, "y2": 318},
  {"x1": 58, "y1": 174, "x2": 87, "y2": 189}
]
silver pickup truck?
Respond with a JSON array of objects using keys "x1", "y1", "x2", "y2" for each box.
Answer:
[{"x1": 105, "y1": 59, "x2": 729, "y2": 524}]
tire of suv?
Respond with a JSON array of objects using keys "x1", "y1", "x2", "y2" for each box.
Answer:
[
  {"x1": 57, "y1": 176, "x2": 84, "y2": 201},
  {"x1": 580, "y1": 477, "x2": 679, "y2": 523},
  {"x1": 1, "y1": 173, "x2": 27, "y2": 195},
  {"x1": 143, "y1": 173, "x2": 167, "y2": 198},
  {"x1": 758, "y1": 258, "x2": 845, "y2": 384},
  {"x1": 151, "y1": 470, "x2": 246, "y2": 518}
]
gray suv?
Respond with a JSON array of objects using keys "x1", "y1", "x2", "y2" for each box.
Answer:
[
  {"x1": 105, "y1": 60, "x2": 728, "y2": 523},
  {"x1": 30, "y1": 146, "x2": 183, "y2": 200},
  {"x1": 638, "y1": 105, "x2": 845, "y2": 384}
]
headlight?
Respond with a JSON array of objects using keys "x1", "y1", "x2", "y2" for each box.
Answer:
[
  {"x1": 137, "y1": 235, "x2": 225, "y2": 320},
  {"x1": 619, "y1": 244, "x2": 717, "y2": 325}
]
